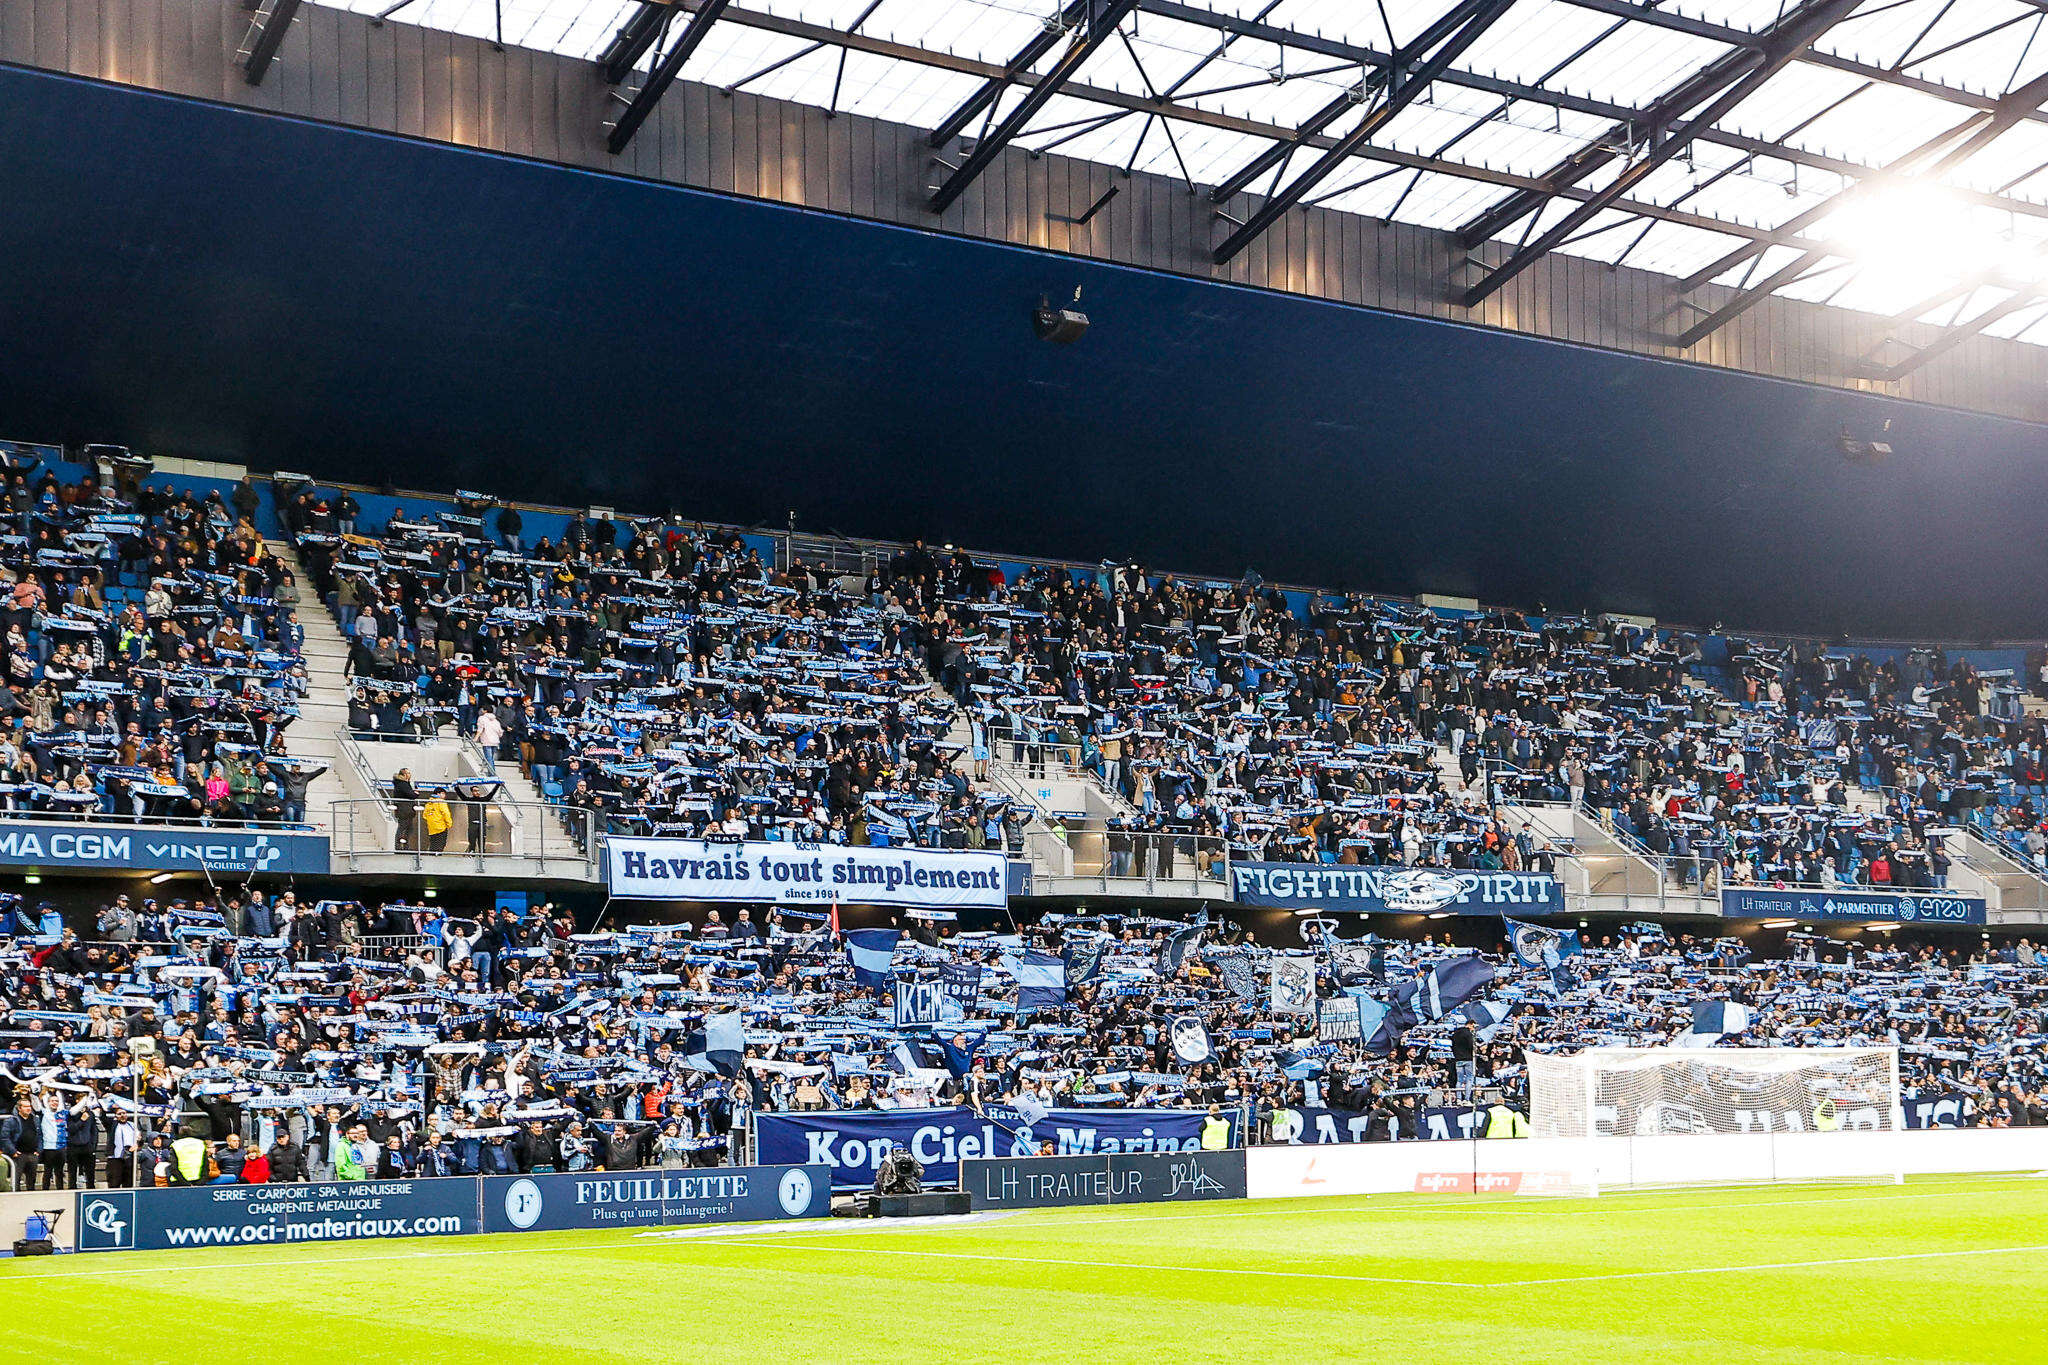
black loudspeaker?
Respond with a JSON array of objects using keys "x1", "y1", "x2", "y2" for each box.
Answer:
[
  {"x1": 874, "y1": 1192, "x2": 972, "y2": 1218},
  {"x1": 1032, "y1": 306, "x2": 1090, "y2": 345},
  {"x1": 12, "y1": 1239, "x2": 54, "y2": 1257}
]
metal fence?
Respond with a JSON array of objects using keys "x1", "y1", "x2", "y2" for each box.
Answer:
[
  {"x1": 330, "y1": 798, "x2": 600, "y2": 876},
  {"x1": 1027, "y1": 825, "x2": 1230, "y2": 894},
  {"x1": 354, "y1": 933, "x2": 446, "y2": 967}
]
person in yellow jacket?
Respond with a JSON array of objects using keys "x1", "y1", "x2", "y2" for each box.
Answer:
[
  {"x1": 168, "y1": 1126, "x2": 211, "y2": 1185},
  {"x1": 421, "y1": 796, "x2": 453, "y2": 853},
  {"x1": 1485, "y1": 1103, "x2": 1531, "y2": 1138},
  {"x1": 1200, "y1": 1106, "x2": 1232, "y2": 1151}
]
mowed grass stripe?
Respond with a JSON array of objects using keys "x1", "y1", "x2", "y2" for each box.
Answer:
[{"x1": 0, "y1": 1180, "x2": 2042, "y2": 1364}]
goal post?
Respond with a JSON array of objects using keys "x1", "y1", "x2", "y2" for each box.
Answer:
[{"x1": 1522, "y1": 1046, "x2": 1906, "y2": 1192}]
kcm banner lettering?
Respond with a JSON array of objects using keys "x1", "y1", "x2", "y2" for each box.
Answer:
[
  {"x1": 1230, "y1": 864, "x2": 1563, "y2": 915},
  {"x1": 963, "y1": 1150, "x2": 1248, "y2": 1210},
  {"x1": 481, "y1": 1165, "x2": 828, "y2": 1233},
  {"x1": 0, "y1": 821, "x2": 330, "y2": 875},
  {"x1": 607, "y1": 837, "x2": 1007, "y2": 908},
  {"x1": 754, "y1": 1105, "x2": 1226, "y2": 1189},
  {"x1": 75, "y1": 1178, "x2": 477, "y2": 1253},
  {"x1": 1721, "y1": 888, "x2": 1986, "y2": 926}
]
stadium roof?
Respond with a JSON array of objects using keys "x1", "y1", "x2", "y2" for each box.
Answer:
[{"x1": 318, "y1": 0, "x2": 2048, "y2": 361}]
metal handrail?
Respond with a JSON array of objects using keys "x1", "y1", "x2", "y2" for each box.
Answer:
[
  {"x1": 0, "y1": 806, "x2": 316, "y2": 831},
  {"x1": 987, "y1": 718, "x2": 1138, "y2": 815},
  {"x1": 330, "y1": 797, "x2": 599, "y2": 876}
]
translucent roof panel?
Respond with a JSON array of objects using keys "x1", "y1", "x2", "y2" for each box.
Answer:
[{"x1": 311, "y1": 0, "x2": 2048, "y2": 348}]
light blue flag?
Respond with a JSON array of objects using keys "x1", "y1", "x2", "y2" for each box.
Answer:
[
  {"x1": 845, "y1": 929, "x2": 902, "y2": 993},
  {"x1": 1015, "y1": 951, "x2": 1068, "y2": 1012}
]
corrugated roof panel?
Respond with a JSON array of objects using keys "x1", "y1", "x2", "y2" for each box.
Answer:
[{"x1": 303, "y1": 0, "x2": 2048, "y2": 347}]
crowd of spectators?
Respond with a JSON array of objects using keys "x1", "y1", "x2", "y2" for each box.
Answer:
[
  {"x1": 914, "y1": 556, "x2": 2023, "y2": 892},
  {"x1": 3, "y1": 887, "x2": 2044, "y2": 1190},
  {"x1": 280, "y1": 495, "x2": 1024, "y2": 854},
  {"x1": 8, "y1": 457, "x2": 2047, "y2": 894},
  {"x1": 236, "y1": 476, "x2": 2048, "y2": 898},
  {"x1": 0, "y1": 458, "x2": 320, "y2": 828}
]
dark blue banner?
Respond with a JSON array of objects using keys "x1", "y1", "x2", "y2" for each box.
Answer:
[
  {"x1": 1229, "y1": 864, "x2": 1562, "y2": 915},
  {"x1": 963, "y1": 1150, "x2": 1247, "y2": 1209},
  {"x1": 75, "y1": 1178, "x2": 477, "y2": 1253},
  {"x1": 754, "y1": 1105, "x2": 1226, "y2": 1189},
  {"x1": 1902, "y1": 1089, "x2": 1978, "y2": 1129},
  {"x1": 481, "y1": 1165, "x2": 828, "y2": 1233},
  {"x1": 1295, "y1": 1103, "x2": 1486, "y2": 1143},
  {"x1": 1721, "y1": 887, "x2": 1987, "y2": 926},
  {"x1": 0, "y1": 821, "x2": 330, "y2": 875}
]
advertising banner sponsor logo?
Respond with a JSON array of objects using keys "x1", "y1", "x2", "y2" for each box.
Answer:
[
  {"x1": 480, "y1": 1165, "x2": 829, "y2": 1234},
  {"x1": 606, "y1": 837, "x2": 1007, "y2": 908},
  {"x1": 1720, "y1": 888, "x2": 1986, "y2": 926},
  {"x1": 0, "y1": 822, "x2": 329, "y2": 874},
  {"x1": 1229, "y1": 864, "x2": 1563, "y2": 915},
  {"x1": 754, "y1": 1105, "x2": 1228, "y2": 1189},
  {"x1": 75, "y1": 1179, "x2": 477, "y2": 1253},
  {"x1": 1412, "y1": 1170, "x2": 1572, "y2": 1195},
  {"x1": 963, "y1": 1150, "x2": 1248, "y2": 1210}
]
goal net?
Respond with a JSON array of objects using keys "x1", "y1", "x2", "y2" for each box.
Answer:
[
  {"x1": 1505, "y1": 1047, "x2": 1907, "y2": 1195},
  {"x1": 1528, "y1": 1046, "x2": 1902, "y2": 1140}
]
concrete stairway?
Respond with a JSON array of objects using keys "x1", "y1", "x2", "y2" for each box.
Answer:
[{"x1": 270, "y1": 537, "x2": 354, "y2": 837}]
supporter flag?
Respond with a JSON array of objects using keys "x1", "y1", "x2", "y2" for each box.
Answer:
[
  {"x1": 1015, "y1": 951, "x2": 1068, "y2": 1012},
  {"x1": 1690, "y1": 1000, "x2": 1750, "y2": 1037},
  {"x1": 1506, "y1": 919, "x2": 1581, "y2": 972},
  {"x1": 939, "y1": 960, "x2": 982, "y2": 1012},
  {"x1": 1364, "y1": 996, "x2": 1414, "y2": 1055},
  {"x1": 1216, "y1": 952, "x2": 1261, "y2": 1002},
  {"x1": 1352, "y1": 992, "x2": 1389, "y2": 1048},
  {"x1": 1329, "y1": 942, "x2": 1379, "y2": 987},
  {"x1": 1463, "y1": 999, "x2": 1513, "y2": 1043},
  {"x1": 1161, "y1": 922, "x2": 1205, "y2": 977},
  {"x1": 1013, "y1": 1091, "x2": 1052, "y2": 1126},
  {"x1": 845, "y1": 929, "x2": 902, "y2": 993},
  {"x1": 1270, "y1": 957, "x2": 1316, "y2": 1016},
  {"x1": 680, "y1": 1012, "x2": 744, "y2": 1078},
  {"x1": 1170, "y1": 1014, "x2": 1212, "y2": 1066},
  {"x1": 892, "y1": 978, "x2": 942, "y2": 1029},
  {"x1": 1367, "y1": 954, "x2": 1496, "y2": 1052},
  {"x1": 890, "y1": 1038, "x2": 948, "y2": 1074},
  {"x1": 1414, "y1": 954, "x2": 1496, "y2": 1021},
  {"x1": 1063, "y1": 935, "x2": 1108, "y2": 987},
  {"x1": 1317, "y1": 994, "x2": 1362, "y2": 1042}
]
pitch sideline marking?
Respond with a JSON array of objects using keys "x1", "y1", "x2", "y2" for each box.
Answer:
[
  {"x1": 689, "y1": 1236, "x2": 2048, "y2": 1291},
  {"x1": 3, "y1": 1176, "x2": 2041, "y2": 1284},
  {"x1": 685, "y1": 1238, "x2": 1473, "y2": 1287},
  {"x1": 992, "y1": 1176, "x2": 2048, "y2": 1235},
  {"x1": 1486, "y1": 1242, "x2": 2048, "y2": 1287}
]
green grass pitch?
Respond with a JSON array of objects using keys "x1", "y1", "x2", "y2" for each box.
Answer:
[{"x1": 3, "y1": 1175, "x2": 2043, "y2": 1363}]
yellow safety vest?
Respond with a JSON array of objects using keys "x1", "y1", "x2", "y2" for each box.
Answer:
[
  {"x1": 1485, "y1": 1106, "x2": 1530, "y2": 1138},
  {"x1": 1200, "y1": 1117, "x2": 1231, "y2": 1151},
  {"x1": 172, "y1": 1136, "x2": 208, "y2": 1182}
]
